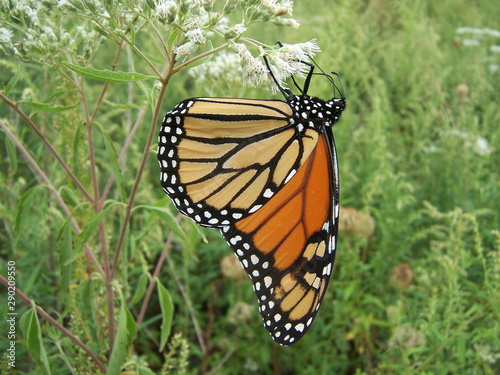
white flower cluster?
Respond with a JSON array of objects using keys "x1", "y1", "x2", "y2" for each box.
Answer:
[
  {"x1": 424, "y1": 129, "x2": 494, "y2": 157},
  {"x1": 188, "y1": 50, "x2": 244, "y2": 95},
  {"x1": 0, "y1": 0, "x2": 109, "y2": 62},
  {"x1": 455, "y1": 26, "x2": 500, "y2": 73},
  {"x1": 0, "y1": 0, "x2": 318, "y2": 95},
  {"x1": 189, "y1": 39, "x2": 321, "y2": 92}
]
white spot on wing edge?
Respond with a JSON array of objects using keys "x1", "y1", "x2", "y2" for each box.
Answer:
[{"x1": 284, "y1": 169, "x2": 296, "y2": 184}]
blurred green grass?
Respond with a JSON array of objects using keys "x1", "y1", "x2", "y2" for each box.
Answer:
[{"x1": 1, "y1": 0, "x2": 499, "y2": 374}]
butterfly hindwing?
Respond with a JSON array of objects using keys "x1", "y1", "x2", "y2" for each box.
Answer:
[{"x1": 221, "y1": 131, "x2": 339, "y2": 345}]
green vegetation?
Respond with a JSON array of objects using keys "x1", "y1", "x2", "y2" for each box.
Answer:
[{"x1": 1, "y1": 0, "x2": 499, "y2": 374}]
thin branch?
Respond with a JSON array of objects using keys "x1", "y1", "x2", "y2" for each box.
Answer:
[
  {"x1": 148, "y1": 20, "x2": 171, "y2": 61},
  {"x1": 0, "y1": 120, "x2": 105, "y2": 277},
  {"x1": 0, "y1": 92, "x2": 94, "y2": 203},
  {"x1": 165, "y1": 251, "x2": 207, "y2": 356},
  {"x1": 67, "y1": 62, "x2": 116, "y2": 349},
  {"x1": 120, "y1": 33, "x2": 163, "y2": 78},
  {"x1": 90, "y1": 40, "x2": 127, "y2": 124},
  {"x1": 110, "y1": 56, "x2": 174, "y2": 279},
  {"x1": 136, "y1": 223, "x2": 177, "y2": 328},
  {"x1": 207, "y1": 348, "x2": 236, "y2": 375},
  {"x1": 100, "y1": 104, "x2": 148, "y2": 204},
  {"x1": 172, "y1": 43, "x2": 228, "y2": 73},
  {"x1": 0, "y1": 275, "x2": 106, "y2": 373}
]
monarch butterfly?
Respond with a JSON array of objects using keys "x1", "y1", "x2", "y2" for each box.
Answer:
[{"x1": 157, "y1": 55, "x2": 346, "y2": 346}]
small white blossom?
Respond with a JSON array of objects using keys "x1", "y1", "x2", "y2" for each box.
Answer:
[
  {"x1": 154, "y1": 0, "x2": 178, "y2": 24},
  {"x1": 442, "y1": 129, "x2": 493, "y2": 156},
  {"x1": 225, "y1": 23, "x2": 247, "y2": 39},
  {"x1": 456, "y1": 27, "x2": 500, "y2": 38},
  {"x1": 463, "y1": 39, "x2": 480, "y2": 47},
  {"x1": 42, "y1": 26, "x2": 58, "y2": 43},
  {"x1": 0, "y1": 27, "x2": 13, "y2": 44},
  {"x1": 230, "y1": 43, "x2": 267, "y2": 87},
  {"x1": 57, "y1": 0, "x2": 76, "y2": 10},
  {"x1": 273, "y1": 18, "x2": 300, "y2": 28},
  {"x1": 186, "y1": 28, "x2": 206, "y2": 44},
  {"x1": 26, "y1": 5, "x2": 40, "y2": 25},
  {"x1": 174, "y1": 41, "x2": 199, "y2": 56},
  {"x1": 264, "y1": 39, "x2": 321, "y2": 88},
  {"x1": 262, "y1": 0, "x2": 294, "y2": 17},
  {"x1": 189, "y1": 51, "x2": 244, "y2": 94}
]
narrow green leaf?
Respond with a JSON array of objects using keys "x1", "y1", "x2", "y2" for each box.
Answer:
[
  {"x1": 77, "y1": 280, "x2": 99, "y2": 343},
  {"x1": 63, "y1": 61, "x2": 157, "y2": 82},
  {"x1": 21, "y1": 303, "x2": 52, "y2": 375},
  {"x1": 60, "y1": 186, "x2": 80, "y2": 207},
  {"x1": 130, "y1": 21, "x2": 136, "y2": 45},
  {"x1": 167, "y1": 28, "x2": 180, "y2": 52},
  {"x1": 133, "y1": 200, "x2": 186, "y2": 241},
  {"x1": 4, "y1": 65, "x2": 21, "y2": 95},
  {"x1": 106, "y1": 301, "x2": 136, "y2": 375},
  {"x1": 157, "y1": 278, "x2": 174, "y2": 351},
  {"x1": 14, "y1": 185, "x2": 47, "y2": 247},
  {"x1": 68, "y1": 203, "x2": 117, "y2": 264},
  {"x1": 131, "y1": 272, "x2": 150, "y2": 305},
  {"x1": 137, "y1": 365, "x2": 157, "y2": 375},
  {"x1": 72, "y1": 122, "x2": 83, "y2": 176},
  {"x1": 67, "y1": 0, "x2": 85, "y2": 10},
  {"x1": 95, "y1": 123, "x2": 126, "y2": 199},
  {"x1": 183, "y1": 51, "x2": 213, "y2": 70},
  {"x1": 5, "y1": 135, "x2": 17, "y2": 173},
  {"x1": 57, "y1": 219, "x2": 73, "y2": 310},
  {"x1": 18, "y1": 100, "x2": 77, "y2": 112}
]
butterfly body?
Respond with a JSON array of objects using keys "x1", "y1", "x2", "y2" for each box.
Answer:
[{"x1": 157, "y1": 73, "x2": 346, "y2": 345}]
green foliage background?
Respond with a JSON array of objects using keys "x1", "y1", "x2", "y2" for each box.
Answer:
[{"x1": 1, "y1": 0, "x2": 499, "y2": 374}]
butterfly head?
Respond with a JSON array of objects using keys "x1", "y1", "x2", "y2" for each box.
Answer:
[{"x1": 288, "y1": 94, "x2": 346, "y2": 131}]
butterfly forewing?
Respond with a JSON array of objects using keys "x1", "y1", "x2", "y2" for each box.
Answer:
[{"x1": 157, "y1": 98, "x2": 319, "y2": 227}]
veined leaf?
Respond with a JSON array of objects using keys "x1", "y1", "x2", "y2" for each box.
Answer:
[
  {"x1": 20, "y1": 303, "x2": 52, "y2": 375},
  {"x1": 63, "y1": 62, "x2": 157, "y2": 82},
  {"x1": 133, "y1": 200, "x2": 186, "y2": 241},
  {"x1": 106, "y1": 298, "x2": 137, "y2": 375},
  {"x1": 18, "y1": 100, "x2": 77, "y2": 112},
  {"x1": 157, "y1": 278, "x2": 174, "y2": 351}
]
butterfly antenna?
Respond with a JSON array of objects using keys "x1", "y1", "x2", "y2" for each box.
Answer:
[
  {"x1": 263, "y1": 55, "x2": 294, "y2": 100},
  {"x1": 330, "y1": 71, "x2": 347, "y2": 99},
  {"x1": 308, "y1": 55, "x2": 346, "y2": 99}
]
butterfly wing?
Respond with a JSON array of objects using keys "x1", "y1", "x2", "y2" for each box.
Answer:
[
  {"x1": 157, "y1": 98, "x2": 320, "y2": 227},
  {"x1": 221, "y1": 129, "x2": 339, "y2": 345}
]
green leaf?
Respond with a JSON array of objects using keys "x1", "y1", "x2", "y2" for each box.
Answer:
[
  {"x1": 167, "y1": 28, "x2": 180, "y2": 52},
  {"x1": 106, "y1": 300, "x2": 136, "y2": 375},
  {"x1": 131, "y1": 272, "x2": 150, "y2": 305},
  {"x1": 95, "y1": 123, "x2": 126, "y2": 200},
  {"x1": 72, "y1": 122, "x2": 83, "y2": 176},
  {"x1": 157, "y1": 278, "x2": 174, "y2": 351},
  {"x1": 57, "y1": 219, "x2": 73, "y2": 310},
  {"x1": 69, "y1": 203, "x2": 118, "y2": 264},
  {"x1": 5, "y1": 135, "x2": 17, "y2": 173},
  {"x1": 18, "y1": 100, "x2": 77, "y2": 112},
  {"x1": 133, "y1": 200, "x2": 186, "y2": 241},
  {"x1": 21, "y1": 303, "x2": 52, "y2": 375},
  {"x1": 63, "y1": 61, "x2": 157, "y2": 82},
  {"x1": 4, "y1": 65, "x2": 21, "y2": 95},
  {"x1": 60, "y1": 186, "x2": 80, "y2": 206},
  {"x1": 137, "y1": 365, "x2": 157, "y2": 375},
  {"x1": 14, "y1": 185, "x2": 48, "y2": 248},
  {"x1": 77, "y1": 280, "x2": 99, "y2": 343}
]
